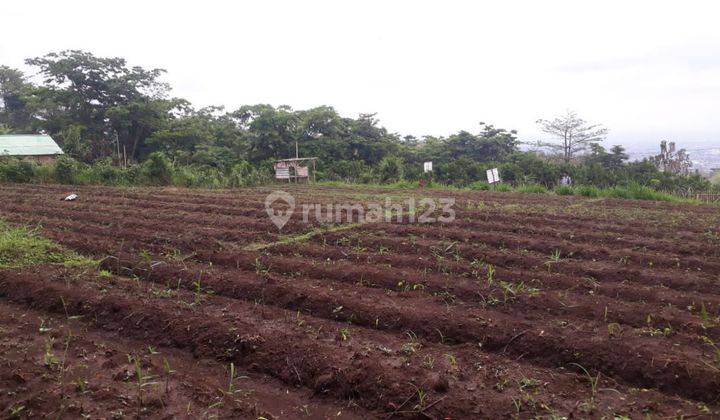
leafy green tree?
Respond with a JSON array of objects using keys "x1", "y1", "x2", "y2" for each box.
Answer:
[
  {"x1": 436, "y1": 157, "x2": 484, "y2": 186},
  {"x1": 58, "y1": 125, "x2": 89, "y2": 160},
  {"x1": 232, "y1": 104, "x2": 299, "y2": 162},
  {"x1": 0, "y1": 66, "x2": 37, "y2": 132},
  {"x1": 25, "y1": 50, "x2": 174, "y2": 161}
]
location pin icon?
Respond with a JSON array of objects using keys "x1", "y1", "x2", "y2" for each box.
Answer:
[{"x1": 265, "y1": 191, "x2": 295, "y2": 230}]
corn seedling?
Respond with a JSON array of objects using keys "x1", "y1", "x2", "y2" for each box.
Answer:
[
  {"x1": 519, "y1": 378, "x2": 541, "y2": 391},
  {"x1": 444, "y1": 353, "x2": 458, "y2": 371},
  {"x1": 512, "y1": 397, "x2": 523, "y2": 415},
  {"x1": 163, "y1": 358, "x2": 175, "y2": 394},
  {"x1": 253, "y1": 258, "x2": 270, "y2": 275},
  {"x1": 486, "y1": 264, "x2": 496, "y2": 285},
  {"x1": 402, "y1": 331, "x2": 421, "y2": 355},
  {"x1": 38, "y1": 318, "x2": 51, "y2": 334},
  {"x1": 423, "y1": 355, "x2": 435, "y2": 369},
  {"x1": 9, "y1": 405, "x2": 25, "y2": 418},
  {"x1": 469, "y1": 258, "x2": 485, "y2": 280},
  {"x1": 339, "y1": 327, "x2": 350, "y2": 341},
  {"x1": 436, "y1": 290, "x2": 456, "y2": 306},
  {"x1": 133, "y1": 356, "x2": 158, "y2": 407},
  {"x1": 74, "y1": 378, "x2": 89, "y2": 393},
  {"x1": 607, "y1": 323, "x2": 622, "y2": 338},
  {"x1": 44, "y1": 338, "x2": 60, "y2": 368},
  {"x1": 544, "y1": 250, "x2": 562, "y2": 272},
  {"x1": 139, "y1": 249, "x2": 153, "y2": 264},
  {"x1": 409, "y1": 385, "x2": 429, "y2": 412},
  {"x1": 228, "y1": 362, "x2": 237, "y2": 394},
  {"x1": 700, "y1": 336, "x2": 720, "y2": 371},
  {"x1": 570, "y1": 363, "x2": 599, "y2": 412},
  {"x1": 700, "y1": 302, "x2": 712, "y2": 328}
]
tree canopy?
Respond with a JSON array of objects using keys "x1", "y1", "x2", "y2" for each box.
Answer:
[{"x1": 0, "y1": 50, "x2": 711, "y2": 195}]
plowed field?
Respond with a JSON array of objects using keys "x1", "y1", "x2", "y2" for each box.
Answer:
[{"x1": 1, "y1": 184, "x2": 719, "y2": 419}]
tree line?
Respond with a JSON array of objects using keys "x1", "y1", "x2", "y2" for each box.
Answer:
[{"x1": 0, "y1": 50, "x2": 714, "y2": 194}]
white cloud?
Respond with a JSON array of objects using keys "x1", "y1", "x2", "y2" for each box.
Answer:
[{"x1": 1, "y1": 0, "x2": 719, "y2": 149}]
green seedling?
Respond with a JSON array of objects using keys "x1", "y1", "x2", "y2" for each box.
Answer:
[
  {"x1": 570, "y1": 363, "x2": 599, "y2": 412},
  {"x1": 339, "y1": 327, "x2": 350, "y2": 341}
]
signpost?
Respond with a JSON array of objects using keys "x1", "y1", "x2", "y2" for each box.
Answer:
[
  {"x1": 423, "y1": 161, "x2": 433, "y2": 173},
  {"x1": 486, "y1": 168, "x2": 500, "y2": 184}
]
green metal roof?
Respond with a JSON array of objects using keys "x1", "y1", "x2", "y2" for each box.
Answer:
[{"x1": 0, "y1": 135, "x2": 64, "y2": 156}]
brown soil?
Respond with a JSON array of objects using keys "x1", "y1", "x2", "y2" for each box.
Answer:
[{"x1": 0, "y1": 183, "x2": 719, "y2": 419}]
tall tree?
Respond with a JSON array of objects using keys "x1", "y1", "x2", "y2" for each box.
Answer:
[
  {"x1": 535, "y1": 111, "x2": 607, "y2": 163},
  {"x1": 0, "y1": 66, "x2": 37, "y2": 132},
  {"x1": 25, "y1": 50, "x2": 174, "y2": 161}
]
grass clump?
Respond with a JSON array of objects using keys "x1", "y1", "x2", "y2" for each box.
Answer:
[
  {"x1": 515, "y1": 184, "x2": 548, "y2": 194},
  {"x1": 493, "y1": 183, "x2": 513, "y2": 192},
  {"x1": 0, "y1": 220, "x2": 95, "y2": 268},
  {"x1": 601, "y1": 184, "x2": 679, "y2": 202},
  {"x1": 554, "y1": 185, "x2": 575, "y2": 196},
  {"x1": 468, "y1": 181, "x2": 491, "y2": 190},
  {"x1": 576, "y1": 185, "x2": 600, "y2": 197}
]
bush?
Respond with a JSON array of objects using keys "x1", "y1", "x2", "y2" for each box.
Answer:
[
  {"x1": 53, "y1": 155, "x2": 78, "y2": 184},
  {"x1": 468, "y1": 181, "x2": 490, "y2": 190},
  {"x1": 603, "y1": 184, "x2": 678, "y2": 202},
  {"x1": 0, "y1": 158, "x2": 35, "y2": 183},
  {"x1": 87, "y1": 159, "x2": 125, "y2": 185},
  {"x1": 385, "y1": 180, "x2": 417, "y2": 189},
  {"x1": 321, "y1": 160, "x2": 370, "y2": 183},
  {"x1": 494, "y1": 183, "x2": 513, "y2": 192},
  {"x1": 435, "y1": 157, "x2": 484, "y2": 186},
  {"x1": 577, "y1": 185, "x2": 600, "y2": 197},
  {"x1": 554, "y1": 185, "x2": 575, "y2": 196},
  {"x1": 34, "y1": 165, "x2": 54, "y2": 184},
  {"x1": 142, "y1": 152, "x2": 173, "y2": 185},
  {"x1": 515, "y1": 184, "x2": 548, "y2": 194},
  {"x1": 376, "y1": 156, "x2": 404, "y2": 183}
]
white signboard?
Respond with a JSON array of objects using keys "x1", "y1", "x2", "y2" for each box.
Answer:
[
  {"x1": 423, "y1": 161, "x2": 433, "y2": 173},
  {"x1": 486, "y1": 168, "x2": 500, "y2": 184}
]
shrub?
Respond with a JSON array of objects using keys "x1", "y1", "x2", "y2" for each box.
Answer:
[
  {"x1": 322, "y1": 160, "x2": 370, "y2": 183},
  {"x1": 34, "y1": 165, "x2": 54, "y2": 184},
  {"x1": 142, "y1": 152, "x2": 173, "y2": 185},
  {"x1": 577, "y1": 185, "x2": 600, "y2": 197},
  {"x1": 494, "y1": 183, "x2": 513, "y2": 192},
  {"x1": 229, "y1": 162, "x2": 272, "y2": 187},
  {"x1": 0, "y1": 158, "x2": 35, "y2": 183},
  {"x1": 468, "y1": 181, "x2": 490, "y2": 190},
  {"x1": 53, "y1": 155, "x2": 78, "y2": 184},
  {"x1": 554, "y1": 185, "x2": 575, "y2": 196},
  {"x1": 603, "y1": 184, "x2": 678, "y2": 202},
  {"x1": 386, "y1": 180, "x2": 417, "y2": 189},
  {"x1": 86, "y1": 158, "x2": 126, "y2": 185},
  {"x1": 515, "y1": 184, "x2": 548, "y2": 194},
  {"x1": 376, "y1": 156, "x2": 404, "y2": 183}
]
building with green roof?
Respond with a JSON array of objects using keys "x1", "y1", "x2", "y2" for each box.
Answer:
[{"x1": 0, "y1": 134, "x2": 64, "y2": 164}]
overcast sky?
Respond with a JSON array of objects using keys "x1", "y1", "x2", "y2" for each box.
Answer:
[{"x1": 2, "y1": 0, "x2": 719, "y2": 152}]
